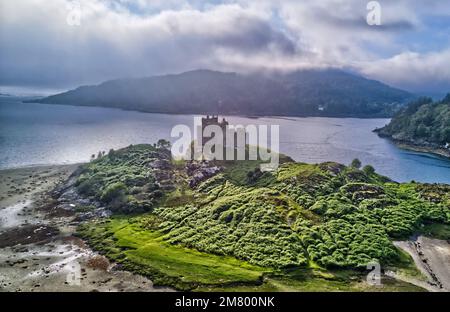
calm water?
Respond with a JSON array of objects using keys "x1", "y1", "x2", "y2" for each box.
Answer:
[{"x1": 1, "y1": 96, "x2": 450, "y2": 183}]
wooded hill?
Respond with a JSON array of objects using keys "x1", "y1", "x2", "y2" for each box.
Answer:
[{"x1": 31, "y1": 69, "x2": 412, "y2": 118}]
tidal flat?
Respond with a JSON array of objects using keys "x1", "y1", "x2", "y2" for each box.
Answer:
[{"x1": 0, "y1": 165, "x2": 172, "y2": 292}]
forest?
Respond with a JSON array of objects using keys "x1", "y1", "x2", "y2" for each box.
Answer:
[
  {"x1": 377, "y1": 94, "x2": 450, "y2": 146},
  {"x1": 30, "y1": 69, "x2": 412, "y2": 118}
]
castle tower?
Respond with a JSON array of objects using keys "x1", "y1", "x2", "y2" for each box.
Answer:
[{"x1": 201, "y1": 115, "x2": 229, "y2": 148}]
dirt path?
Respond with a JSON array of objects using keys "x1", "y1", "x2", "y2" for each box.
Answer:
[
  {"x1": 393, "y1": 236, "x2": 450, "y2": 292},
  {"x1": 0, "y1": 165, "x2": 173, "y2": 292}
]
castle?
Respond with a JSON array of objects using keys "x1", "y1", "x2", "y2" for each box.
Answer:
[
  {"x1": 201, "y1": 115, "x2": 228, "y2": 132},
  {"x1": 201, "y1": 115, "x2": 229, "y2": 147}
]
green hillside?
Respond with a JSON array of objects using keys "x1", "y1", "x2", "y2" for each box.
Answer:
[
  {"x1": 75, "y1": 144, "x2": 449, "y2": 291},
  {"x1": 30, "y1": 69, "x2": 412, "y2": 118}
]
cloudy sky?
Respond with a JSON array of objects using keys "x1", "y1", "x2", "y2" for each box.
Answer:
[{"x1": 1, "y1": 0, "x2": 449, "y2": 94}]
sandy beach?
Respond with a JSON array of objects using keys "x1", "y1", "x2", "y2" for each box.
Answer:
[{"x1": 0, "y1": 165, "x2": 173, "y2": 292}]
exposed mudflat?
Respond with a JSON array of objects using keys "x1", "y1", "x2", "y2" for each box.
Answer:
[{"x1": 0, "y1": 165, "x2": 173, "y2": 292}]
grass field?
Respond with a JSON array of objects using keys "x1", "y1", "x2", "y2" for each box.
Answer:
[{"x1": 78, "y1": 217, "x2": 267, "y2": 290}]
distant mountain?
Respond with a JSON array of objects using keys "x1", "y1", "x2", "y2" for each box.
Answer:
[
  {"x1": 29, "y1": 69, "x2": 413, "y2": 117},
  {"x1": 376, "y1": 94, "x2": 450, "y2": 157}
]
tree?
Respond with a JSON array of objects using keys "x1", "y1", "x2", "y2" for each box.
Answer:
[
  {"x1": 157, "y1": 139, "x2": 171, "y2": 150},
  {"x1": 415, "y1": 124, "x2": 428, "y2": 138},
  {"x1": 101, "y1": 182, "x2": 127, "y2": 203},
  {"x1": 363, "y1": 165, "x2": 375, "y2": 175},
  {"x1": 351, "y1": 158, "x2": 362, "y2": 169},
  {"x1": 442, "y1": 128, "x2": 450, "y2": 143}
]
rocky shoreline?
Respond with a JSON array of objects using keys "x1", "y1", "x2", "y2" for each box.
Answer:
[
  {"x1": 375, "y1": 131, "x2": 450, "y2": 159},
  {"x1": 394, "y1": 141, "x2": 450, "y2": 159},
  {"x1": 0, "y1": 164, "x2": 173, "y2": 292},
  {"x1": 393, "y1": 236, "x2": 450, "y2": 292}
]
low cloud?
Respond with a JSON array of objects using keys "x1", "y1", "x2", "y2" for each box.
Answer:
[
  {"x1": 360, "y1": 50, "x2": 450, "y2": 93},
  {"x1": 0, "y1": 0, "x2": 449, "y2": 94},
  {"x1": 0, "y1": 1, "x2": 298, "y2": 89}
]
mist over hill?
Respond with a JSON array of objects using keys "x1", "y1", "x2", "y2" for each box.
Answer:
[{"x1": 30, "y1": 69, "x2": 413, "y2": 117}]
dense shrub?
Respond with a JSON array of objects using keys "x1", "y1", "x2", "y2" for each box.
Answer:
[
  {"x1": 101, "y1": 182, "x2": 128, "y2": 203},
  {"x1": 154, "y1": 161, "x2": 449, "y2": 268},
  {"x1": 75, "y1": 144, "x2": 169, "y2": 213},
  {"x1": 75, "y1": 144, "x2": 449, "y2": 271}
]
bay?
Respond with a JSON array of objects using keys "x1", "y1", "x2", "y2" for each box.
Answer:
[{"x1": 1, "y1": 97, "x2": 449, "y2": 183}]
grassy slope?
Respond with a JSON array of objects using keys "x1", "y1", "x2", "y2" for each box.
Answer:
[
  {"x1": 78, "y1": 217, "x2": 266, "y2": 290},
  {"x1": 79, "y1": 217, "x2": 424, "y2": 292},
  {"x1": 75, "y1": 144, "x2": 449, "y2": 291}
]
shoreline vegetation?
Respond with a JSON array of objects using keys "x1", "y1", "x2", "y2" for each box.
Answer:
[
  {"x1": 375, "y1": 94, "x2": 450, "y2": 159},
  {"x1": 1, "y1": 143, "x2": 449, "y2": 292},
  {"x1": 388, "y1": 139, "x2": 450, "y2": 159},
  {"x1": 21, "y1": 99, "x2": 397, "y2": 120},
  {"x1": 20, "y1": 99, "x2": 397, "y2": 120}
]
